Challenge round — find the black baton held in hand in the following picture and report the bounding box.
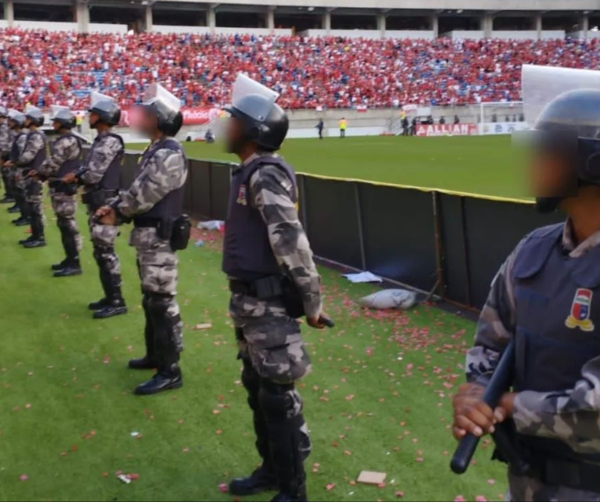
[451,340,524,474]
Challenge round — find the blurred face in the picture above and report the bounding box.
[52,120,62,132]
[89,112,100,128]
[132,107,157,138]
[224,115,247,155]
[529,150,577,199]
[24,118,33,128]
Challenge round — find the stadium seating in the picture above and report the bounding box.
[0,28,598,110]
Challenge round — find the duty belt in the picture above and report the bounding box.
[229,276,285,299]
[133,217,161,228]
[527,456,600,492]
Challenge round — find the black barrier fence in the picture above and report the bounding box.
[117,150,563,310]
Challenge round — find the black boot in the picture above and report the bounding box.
[0,195,14,204]
[12,216,30,226]
[134,294,182,395]
[229,466,278,497]
[51,259,69,271]
[88,298,108,310]
[22,215,45,249]
[8,204,20,214]
[134,367,183,395]
[129,295,157,370]
[270,486,307,502]
[54,233,82,277]
[93,291,127,319]
[19,235,35,245]
[54,259,82,277]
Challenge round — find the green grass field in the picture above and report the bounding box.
[130,135,526,200]
[0,198,507,501]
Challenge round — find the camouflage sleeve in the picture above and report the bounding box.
[16,133,45,166]
[0,124,10,154]
[38,136,79,178]
[513,360,600,450]
[80,136,122,186]
[466,247,519,386]
[117,148,187,218]
[249,165,323,318]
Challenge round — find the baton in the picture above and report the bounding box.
[451,340,519,474]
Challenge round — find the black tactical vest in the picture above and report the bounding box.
[222,155,298,281]
[24,130,47,171]
[9,132,26,162]
[85,132,124,190]
[55,133,83,178]
[512,223,600,463]
[133,138,186,221]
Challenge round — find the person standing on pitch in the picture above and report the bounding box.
[453,65,600,501]
[62,92,127,319]
[38,106,83,277]
[223,74,329,502]
[96,84,188,396]
[3,110,25,217]
[338,117,347,138]
[315,119,324,140]
[17,106,47,248]
[0,106,14,204]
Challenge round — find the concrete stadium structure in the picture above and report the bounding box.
[1,0,600,40]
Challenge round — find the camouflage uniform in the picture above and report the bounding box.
[467,220,600,501]
[116,138,187,361]
[0,120,12,196]
[39,134,83,257]
[228,153,322,491]
[80,132,124,298]
[15,130,46,235]
[10,132,27,211]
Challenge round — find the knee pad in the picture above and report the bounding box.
[259,382,302,421]
[57,217,70,230]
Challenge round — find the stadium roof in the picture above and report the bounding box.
[92,0,600,12]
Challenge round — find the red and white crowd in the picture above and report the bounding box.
[0,28,597,110]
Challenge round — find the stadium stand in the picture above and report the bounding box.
[1,29,599,110]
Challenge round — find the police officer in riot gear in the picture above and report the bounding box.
[96,84,188,396]
[17,106,47,248]
[63,93,127,319]
[223,75,329,502]
[0,106,14,204]
[454,66,600,501]
[4,110,26,217]
[39,106,83,277]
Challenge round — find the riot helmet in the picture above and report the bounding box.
[88,91,121,128]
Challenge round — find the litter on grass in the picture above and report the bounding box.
[198,221,224,231]
[194,323,213,330]
[357,471,387,485]
[342,272,382,283]
[117,474,131,485]
[359,289,417,310]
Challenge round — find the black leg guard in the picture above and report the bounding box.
[128,293,157,370]
[259,381,311,502]
[22,210,46,248]
[53,219,82,277]
[134,293,182,395]
[229,358,278,497]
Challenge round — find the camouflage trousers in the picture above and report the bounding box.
[230,293,312,384]
[231,293,312,481]
[50,190,82,254]
[25,178,45,236]
[131,227,183,352]
[87,206,122,291]
[508,473,600,501]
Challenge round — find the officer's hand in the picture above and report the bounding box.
[307,312,331,330]
[4,160,13,168]
[452,383,499,440]
[96,206,117,226]
[28,170,37,178]
[497,392,516,420]
[62,172,77,184]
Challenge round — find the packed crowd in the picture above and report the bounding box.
[0,28,598,110]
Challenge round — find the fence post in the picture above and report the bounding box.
[354,182,367,271]
[459,196,473,307]
[431,191,446,299]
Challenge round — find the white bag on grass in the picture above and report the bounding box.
[359,289,417,310]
